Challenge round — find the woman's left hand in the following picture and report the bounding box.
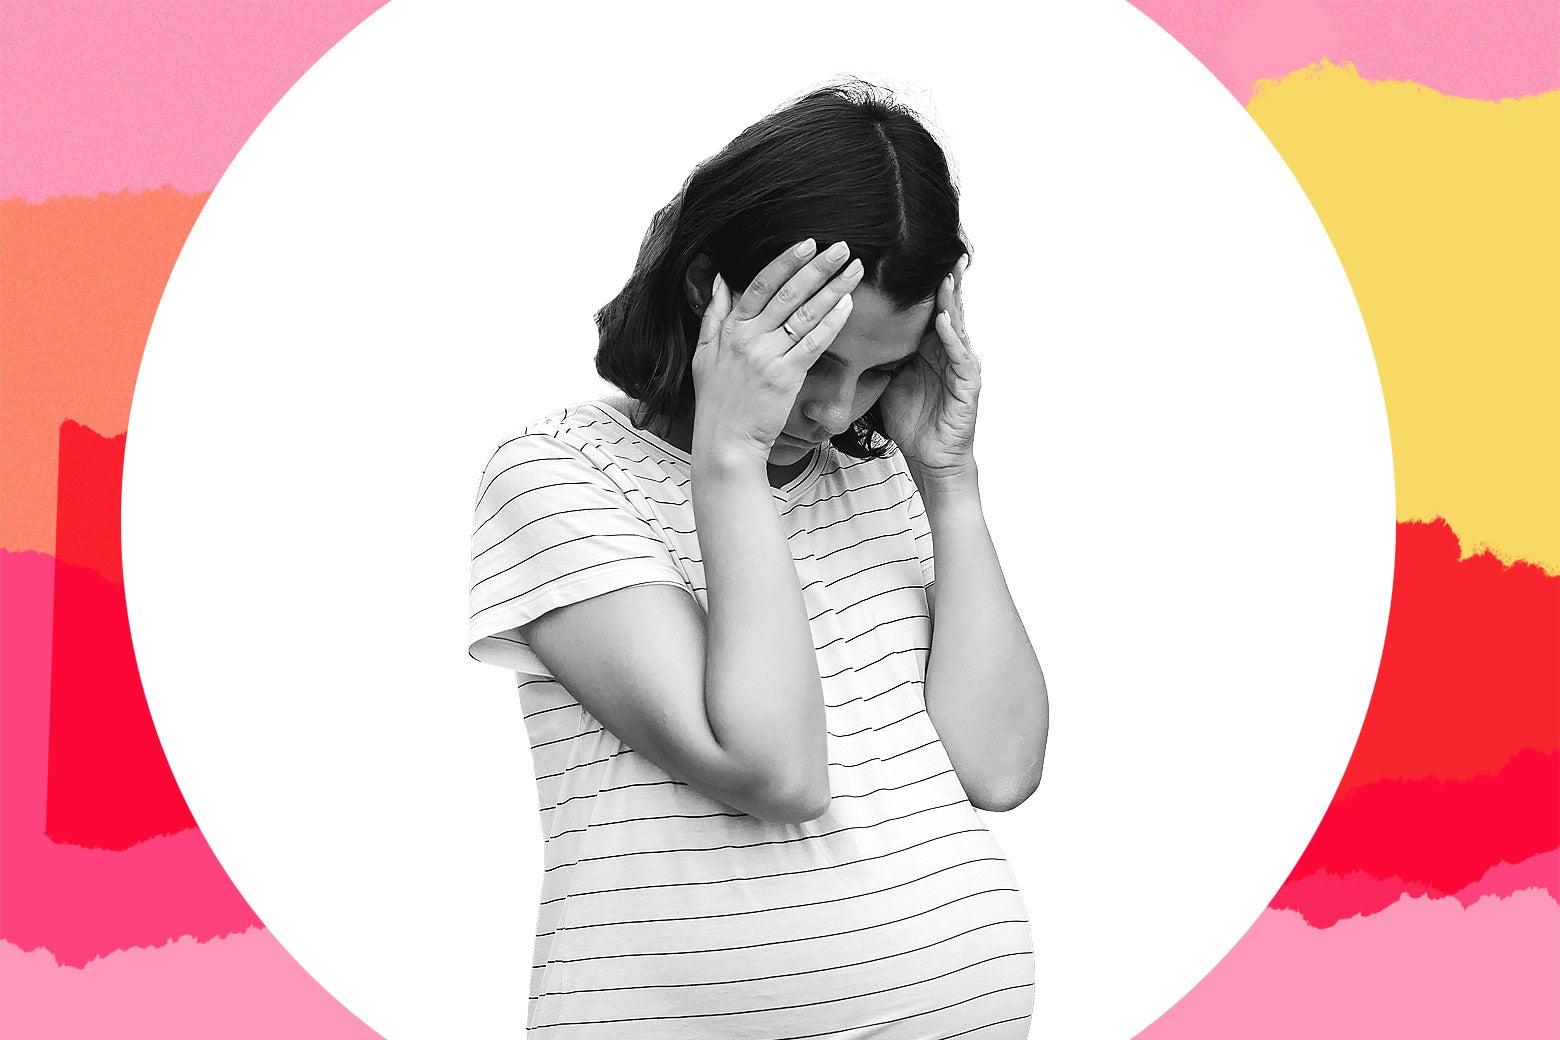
[878,254,981,489]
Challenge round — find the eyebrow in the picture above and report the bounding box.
[821,346,919,370]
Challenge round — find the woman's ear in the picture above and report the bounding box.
[683,252,715,316]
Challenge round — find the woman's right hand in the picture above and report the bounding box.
[690,238,864,462]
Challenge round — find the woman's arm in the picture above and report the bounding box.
[524,244,858,824]
[524,582,825,823]
[877,255,1048,812]
[522,463,830,825]
[692,447,831,815]
[523,449,832,825]
[522,447,832,825]
[914,464,1049,812]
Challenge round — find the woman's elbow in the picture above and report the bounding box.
[970,785,1032,813]
[790,783,833,822]
[750,774,832,824]
[969,763,1044,813]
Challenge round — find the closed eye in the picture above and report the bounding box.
[811,353,915,378]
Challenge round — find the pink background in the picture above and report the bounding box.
[2,2,1555,1036]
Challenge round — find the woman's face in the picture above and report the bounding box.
[768,282,937,463]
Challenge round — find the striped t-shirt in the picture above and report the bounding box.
[467,399,1034,1038]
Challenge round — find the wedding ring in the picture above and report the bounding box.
[781,319,801,341]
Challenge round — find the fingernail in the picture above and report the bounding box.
[845,258,863,279]
[795,239,816,258]
[826,241,849,261]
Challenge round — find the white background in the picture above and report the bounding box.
[123,1,1395,1037]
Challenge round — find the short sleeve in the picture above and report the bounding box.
[467,431,690,676]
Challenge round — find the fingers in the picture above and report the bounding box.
[757,242,860,337]
[709,271,731,325]
[935,310,960,353]
[695,273,730,354]
[936,258,979,374]
[789,292,854,365]
[934,311,979,389]
[729,238,818,322]
[951,253,970,342]
[936,271,958,348]
[729,239,861,340]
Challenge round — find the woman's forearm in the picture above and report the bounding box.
[915,463,1049,811]
[692,446,830,816]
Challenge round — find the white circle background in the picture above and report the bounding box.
[123,1,1394,1037]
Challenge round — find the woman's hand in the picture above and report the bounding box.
[879,253,981,489]
[691,239,864,463]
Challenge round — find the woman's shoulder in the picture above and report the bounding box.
[482,397,684,494]
[477,401,608,476]
[490,398,635,450]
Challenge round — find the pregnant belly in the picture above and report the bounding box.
[529,800,1035,1038]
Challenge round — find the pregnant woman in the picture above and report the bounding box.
[468,79,1049,1038]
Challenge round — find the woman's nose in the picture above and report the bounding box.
[803,378,857,435]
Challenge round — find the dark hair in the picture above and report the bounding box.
[593,77,970,460]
